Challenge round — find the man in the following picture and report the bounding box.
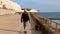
[21,9,30,33]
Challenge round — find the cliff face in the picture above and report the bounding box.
[0,0,21,12]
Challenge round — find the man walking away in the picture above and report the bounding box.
[21,9,30,33]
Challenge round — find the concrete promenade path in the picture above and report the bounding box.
[0,12,55,34]
[0,13,24,34]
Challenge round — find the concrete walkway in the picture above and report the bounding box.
[0,13,24,34]
[0,12,55,34]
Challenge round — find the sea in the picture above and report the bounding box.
[36,12,60,18]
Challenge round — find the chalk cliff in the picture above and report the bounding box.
[0,0,21,15]
[0,0,21,12]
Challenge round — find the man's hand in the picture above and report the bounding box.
[29,20,30,23]
[21,19,22,23]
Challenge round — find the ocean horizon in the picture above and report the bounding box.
[36,12,60,18]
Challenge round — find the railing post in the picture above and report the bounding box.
[42,18,48,26]
[49,20,52,30]
[42,18,44,23]
[55,23,58,32]
[45,19,48,26]
[43,18,45,23]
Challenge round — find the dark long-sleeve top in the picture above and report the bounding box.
[21,12,29,22]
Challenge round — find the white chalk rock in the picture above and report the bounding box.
[30,9,38,13]
[0,0,21,12]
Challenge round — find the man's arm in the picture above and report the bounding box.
[29,18,30,23]
[21,16,23,23]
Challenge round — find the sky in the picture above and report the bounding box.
[12,0,60,12]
